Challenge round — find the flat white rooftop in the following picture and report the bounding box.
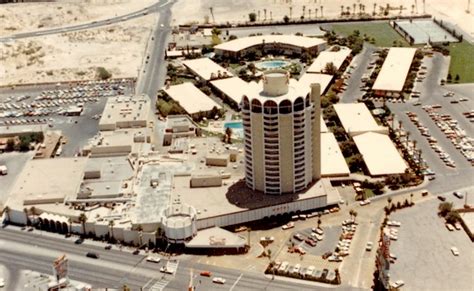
[164,82,222,114]
[210,77,249,104]
[298,73,333,94]
[182,58,233,81]
[214,35,326,52]
[99,95,150,130]
[306,47,351,73]
[353,132,407,176]
[7,157,88,207]
[333,103,388,137]
[321,132,350,177]
[372,47,417,92]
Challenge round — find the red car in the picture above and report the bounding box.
[305,238,317,247]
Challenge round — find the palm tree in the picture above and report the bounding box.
[411,4,415,14]
[78,213,87,236]
[109,220,115,242]
[410,193,414,204]
[2,206,11,223]
[399,5,403,14]
[308,9,311,18]
[414,0,418,13]
[317,216,322,228]
[340,5,344,15]
[136,224,144,247]
[346,6,351,15]
[225,127,233,144]
[422,0,426,13]
[352,210,358,222]
[264,9,267,20]
[373,3,377,15]
[68,217,73,234]
[349,209,355,220]
[289,6,293,19]
[29,206,36,216]
[23,208,30,226]
[398,120,403,136]
[387,197,392,209]
[320,5,323,17]
[405,131,411,148]
[302,5,306,18]
[352,4,356,15]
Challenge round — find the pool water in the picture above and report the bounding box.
[224,121,244,139]
[224,121,243,129]
[255,60,291,70]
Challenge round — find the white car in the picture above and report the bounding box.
[146,256,161,263]
[260,236,275,243]
[212,277,226,284]
[359,199,371,206]
[392,280,405,288]
[282,222,294,230]
[451,247,459,256]
[0,278,4,287]
[159,266,174,274]
[366,242,373,251]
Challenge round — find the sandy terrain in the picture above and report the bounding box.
[172,0,473,37]
[0,14,157,86]
[0,0,158,37]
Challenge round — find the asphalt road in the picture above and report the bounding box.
[0,0,173,42]
[0,227,350,291]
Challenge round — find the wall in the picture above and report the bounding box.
[196,195,327,230]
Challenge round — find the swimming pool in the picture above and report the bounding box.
[224,121,243,129]
[255,60,291,70]
[224,121,243,139]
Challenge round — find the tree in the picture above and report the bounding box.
[387,197,392,209]
[438,202,453,217]
[248,12,257,22]
[445,211,461,224]
[211,27,221,36]
[349,209,355,220]
[228,35,238,41]
[348,154,364,172]
[3,206,11,223]
[23,208,30,226]
[68,217,73,234]
[6,138,15,151]
[109,220,115,242]
[96,67,112,80]
[323,62,338,75]
[352,210,358,222]
[283,15,290,23]
[455,74,460,82]
[447,73,452,82]
[78,213,87,236]
[136,224,144,246]
[224,127,233,144]
[317,218,322,228]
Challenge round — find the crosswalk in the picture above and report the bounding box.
[166,259,179,273]
[149,278,170,291]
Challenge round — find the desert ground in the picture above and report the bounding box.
[0,13,157,86]
[172,0,473,37]
[0,0,158,37]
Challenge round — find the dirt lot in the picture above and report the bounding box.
[0,0,157,37]
[0,14,157,86]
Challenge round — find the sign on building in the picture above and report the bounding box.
[53,254,68,281]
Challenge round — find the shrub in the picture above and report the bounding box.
[96,67,112,80]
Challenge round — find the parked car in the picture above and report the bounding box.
[260,236,275,243]
[392,280,405,288]
[450,247,459,256]
[293,233,304,241]
[453,191,464,199]
[104,245,112,250]
[282,222,294,230]
[437,195,446,201]
[322,252,332,260]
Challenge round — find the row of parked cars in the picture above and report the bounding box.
[269,261,337,283]
[422,105,473,165]
[0,79,130,125]
[406,110,454,169]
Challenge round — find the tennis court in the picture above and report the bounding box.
[393,19,458,44]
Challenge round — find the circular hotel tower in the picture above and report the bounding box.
[241,70,321,195]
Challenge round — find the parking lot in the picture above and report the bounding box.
[389,198,474,291]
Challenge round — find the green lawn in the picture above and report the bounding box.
[447,41,474,83]
[331,22,409,47]
[364,189,375,199]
